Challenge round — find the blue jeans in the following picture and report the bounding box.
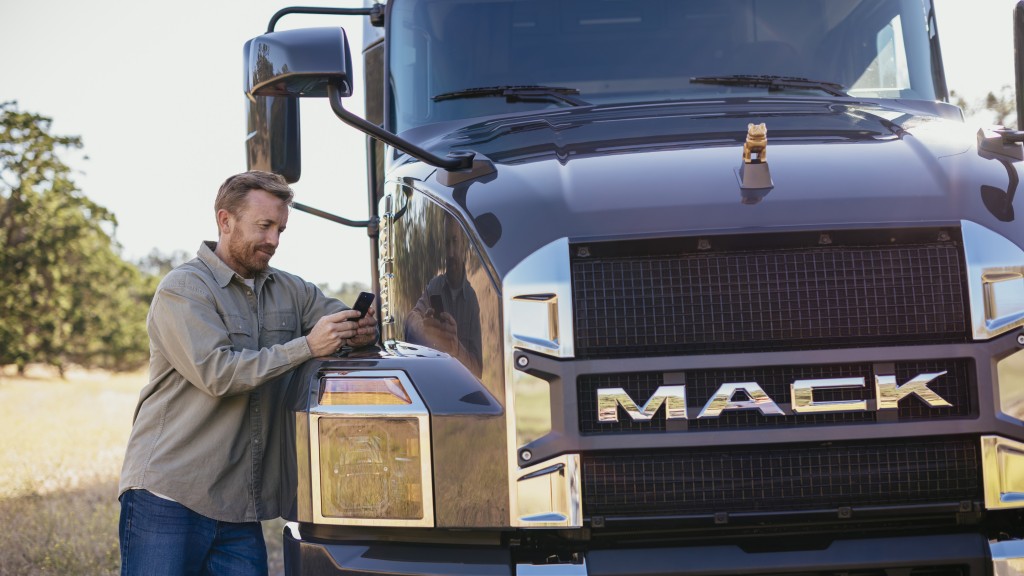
[119,489,268,576]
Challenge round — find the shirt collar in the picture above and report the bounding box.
[198,241,277,289]
[440,273,467,302]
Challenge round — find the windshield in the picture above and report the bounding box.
[388,0,941,133]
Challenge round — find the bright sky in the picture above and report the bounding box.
[1,0,1018,288]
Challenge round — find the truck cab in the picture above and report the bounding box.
[244,1,1024,574]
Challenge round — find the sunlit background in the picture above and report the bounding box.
[1,0,1018,288]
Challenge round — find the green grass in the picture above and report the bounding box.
[0,367,286,575]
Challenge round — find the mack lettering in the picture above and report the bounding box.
[598,372,951,422]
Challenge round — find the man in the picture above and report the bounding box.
[118,170,376,575]
[404,212,482,378]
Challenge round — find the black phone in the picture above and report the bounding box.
[352,291,374,319]
[429,294,445,316]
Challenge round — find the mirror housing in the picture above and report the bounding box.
[245,27,353,98]
[243,28,354,183]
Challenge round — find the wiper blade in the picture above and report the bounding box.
[690,75,848,97]
[433,85,590,107]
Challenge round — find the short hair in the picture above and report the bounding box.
[215,170,294,217]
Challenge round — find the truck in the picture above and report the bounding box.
[242,1,1024,574]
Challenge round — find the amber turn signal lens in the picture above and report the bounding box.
[319,377,411,406]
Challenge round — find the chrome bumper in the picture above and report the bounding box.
[992,539,1024,576]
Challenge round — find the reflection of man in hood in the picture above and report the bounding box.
[405,214,482,378]
[444,211,468,288]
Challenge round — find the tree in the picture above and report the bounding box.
[318,281,371,307]
[953,85,1018,129]
[136,247,191,278]
[0,101,151,375]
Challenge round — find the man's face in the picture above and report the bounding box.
[218,189,289,278]
[443,218,467,287]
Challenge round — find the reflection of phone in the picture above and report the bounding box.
[352,292,374,319]
[429,294,445,316]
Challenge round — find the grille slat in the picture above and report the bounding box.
[572,237,969,359]
[582,438,980,517]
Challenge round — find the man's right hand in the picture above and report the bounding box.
[305,310,364,356]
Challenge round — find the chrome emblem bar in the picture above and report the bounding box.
[597,373,952,422]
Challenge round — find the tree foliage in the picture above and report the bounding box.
[319,281,371,307]
[0,101,151,375]
[953,85,1018,129]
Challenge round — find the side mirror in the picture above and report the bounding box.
[243,28,354,183]
[246,95,300,183]
[243,25,478,173]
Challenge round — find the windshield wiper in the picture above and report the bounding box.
[432,85,590,107]
[690,75,848,97]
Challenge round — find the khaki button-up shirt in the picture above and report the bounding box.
[119,241,345,522]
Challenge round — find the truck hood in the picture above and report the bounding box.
[403,98,1022,277]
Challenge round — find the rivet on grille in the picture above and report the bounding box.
[697,239,711,251]
[819,233,833,245]
[577,246,591,258]
[938,231,951,242]
[1017,333,1024,346]
[517,355,529,368]
[521,449,533,462]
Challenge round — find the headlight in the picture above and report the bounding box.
[310,371,434,527]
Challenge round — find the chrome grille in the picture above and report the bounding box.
[571,230,969,359]
[582,437,980,517]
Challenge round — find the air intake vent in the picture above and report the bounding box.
[582,436,980,518]
[571,229,969,359]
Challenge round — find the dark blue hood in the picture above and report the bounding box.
[397,98,1022,278]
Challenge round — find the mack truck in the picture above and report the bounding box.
[242,1,1024,574]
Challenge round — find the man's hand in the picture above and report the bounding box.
[347,305,378,348]
[417,310,460,355]
[305,308,376,356]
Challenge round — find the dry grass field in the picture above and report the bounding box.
[0,367,285,575]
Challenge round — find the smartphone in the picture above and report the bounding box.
[429,294,445,316]
[352,291,374,319]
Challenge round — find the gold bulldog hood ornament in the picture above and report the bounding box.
[737,122,774,201]
[743,122,767,164]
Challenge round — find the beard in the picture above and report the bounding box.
[227,235,276,278]
[444,256,466,287]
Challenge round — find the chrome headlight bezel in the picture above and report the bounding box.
[309,370,434,527]
[962,220,1024,340]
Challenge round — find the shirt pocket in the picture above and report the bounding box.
[263,311,298,346]
[221,313,254,351]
